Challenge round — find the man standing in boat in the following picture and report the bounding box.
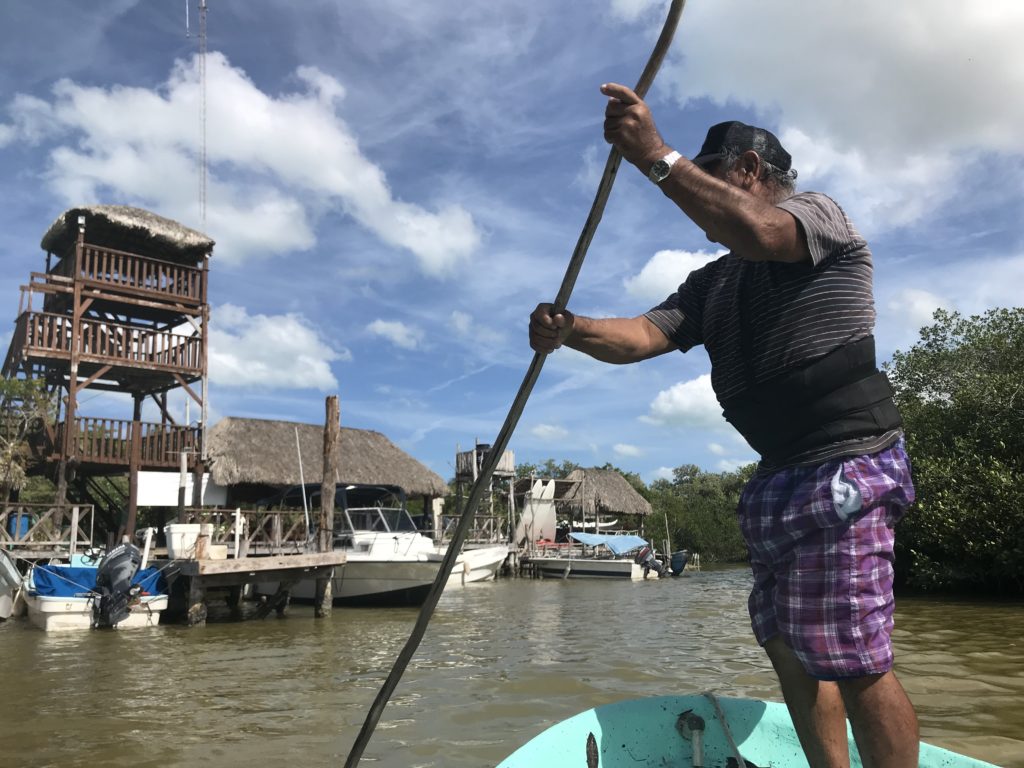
[529,83,918,768]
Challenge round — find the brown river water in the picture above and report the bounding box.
[1,566,1021,767]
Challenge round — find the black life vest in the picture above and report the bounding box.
[719,336,902,464]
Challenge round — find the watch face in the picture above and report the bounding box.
[651,160,670,181]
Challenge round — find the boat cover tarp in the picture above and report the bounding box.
[31,565,166,598]
[568,532,649,555]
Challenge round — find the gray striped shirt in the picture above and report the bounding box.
[645,191,899,468]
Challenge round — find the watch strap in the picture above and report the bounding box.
[648,150,682,184]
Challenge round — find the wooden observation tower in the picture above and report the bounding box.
[2,205,214,537]
[453,441,516,544]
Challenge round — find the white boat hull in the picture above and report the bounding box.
[258,544,509,605]
[255,493,508,605]
[526,556,657,580]
[24,593,168,632]
[258,554,443,607]
[443,544,508,588]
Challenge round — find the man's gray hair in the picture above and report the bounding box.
[721,147,797,202]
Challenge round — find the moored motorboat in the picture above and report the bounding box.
[441,542,509,588]
[255,484,502,606]
[523,532,685,580]
[23,545,168,632]
[497,693,997,767]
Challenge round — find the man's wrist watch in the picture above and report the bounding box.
[648,150,682,184]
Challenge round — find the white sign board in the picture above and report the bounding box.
[136,471,228,507]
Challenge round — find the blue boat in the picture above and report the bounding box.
[497,693,997,767]
[24,545,168,631]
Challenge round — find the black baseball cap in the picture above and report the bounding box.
[692,120,792,173]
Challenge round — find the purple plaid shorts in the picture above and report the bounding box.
[739,438,915,680]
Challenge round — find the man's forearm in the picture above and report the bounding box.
[564,315,675,363]
[654,157,801,262]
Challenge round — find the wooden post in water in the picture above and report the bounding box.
[315,395,339,618]
[186,576,208,626]
[177,448,188,523]
[125,393,143,538]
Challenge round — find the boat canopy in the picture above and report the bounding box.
[568,532,649,555]
[29,564,165,598]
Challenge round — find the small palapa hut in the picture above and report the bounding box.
[513,467,652,544]
[205,417,448,509]
[41,205,215,264]
[561,468,652,519]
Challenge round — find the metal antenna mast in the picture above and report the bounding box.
[198,0,208,228]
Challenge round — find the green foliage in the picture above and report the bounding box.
[512,456,750,560]
[886,307,1024,593]
[19,475,56,504]
[648,464,753,561]
[515,458,580,479]
[0,378,56,498]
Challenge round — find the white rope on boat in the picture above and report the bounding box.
[9,550,178,596]
[15,557,98,596]
[704,691,748,768]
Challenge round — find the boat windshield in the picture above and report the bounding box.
[341,507,418,533]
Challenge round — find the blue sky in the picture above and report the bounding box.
[1,0,1022,484]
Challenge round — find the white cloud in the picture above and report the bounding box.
[531,424,568,440]
[209,303,347,390]
[1,53,480,274]
[450,310,472,335]
[610,0,663,23]
[661,1,1024,234]
[886,288,948,335]
[613,443,642,457]
[876,255,1024,356]
[367,319,424,350]
[779,129,963,234]
[650,466,675,482]
[642,373,725,429]
[707,442,726,456]
[573,143,606,192]
[0,94,59,147]
[716,458,750,473]
[624,248,723,302]
[449,309,504,347]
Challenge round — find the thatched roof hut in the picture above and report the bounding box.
[562,468,652,517]
[40,205,215,264]
[514,467,652,518]
[206,417,448,497]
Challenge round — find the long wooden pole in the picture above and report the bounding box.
[316,395,339,618]
[343,3,686,764]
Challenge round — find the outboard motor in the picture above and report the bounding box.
[93,543,143,628]
[669,549,692,576]
[633,545,665,577]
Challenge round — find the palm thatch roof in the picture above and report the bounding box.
[40,205,214,265]
[562,468,652,517]
[514,467,652,517]
[205,417,448,496]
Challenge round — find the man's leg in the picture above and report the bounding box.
[765,636,850,768]
[838,671,918,768]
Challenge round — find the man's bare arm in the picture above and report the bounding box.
[600,82,810,264]
[656,156,808,263]
[529,304,677,363]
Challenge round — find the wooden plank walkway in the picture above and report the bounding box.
[158,552,346,626]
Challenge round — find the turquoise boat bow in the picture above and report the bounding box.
[497,693,997,768]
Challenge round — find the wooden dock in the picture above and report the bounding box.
[159,552,346,626]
